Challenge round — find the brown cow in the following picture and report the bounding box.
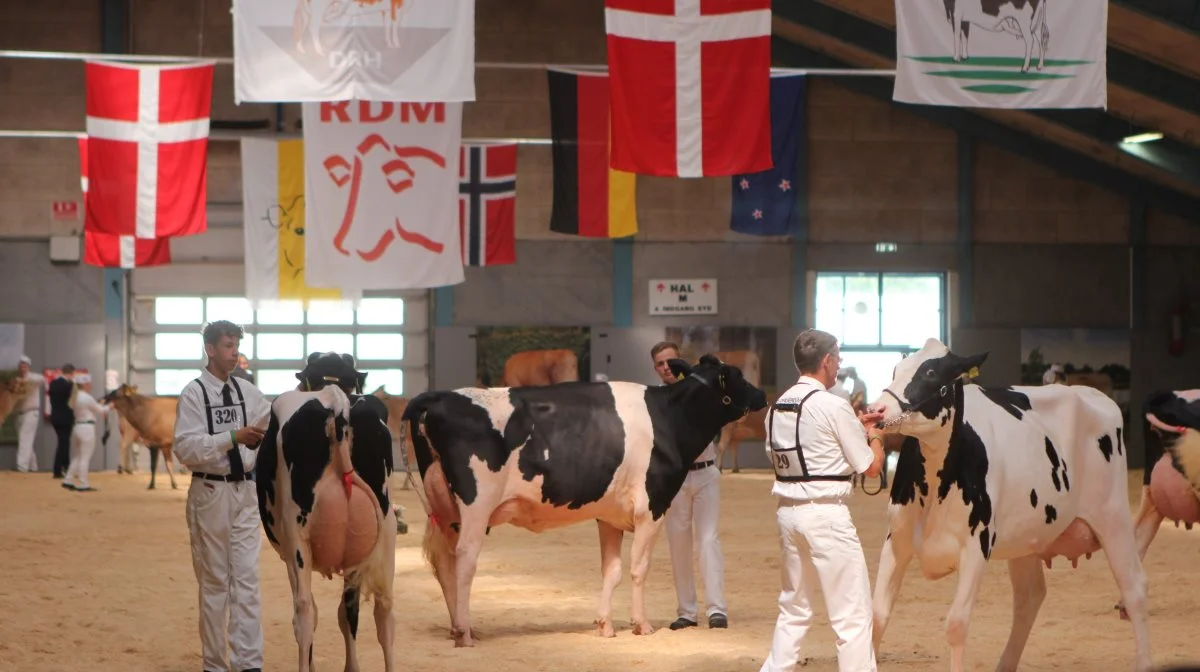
[370,385,414,489]
[115,415,143,474]
[711,350,761,473]
[103,384,180,490]
[0,377,32,426]
[500,349,579,387]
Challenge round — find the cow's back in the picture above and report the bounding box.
[502,349,579,387]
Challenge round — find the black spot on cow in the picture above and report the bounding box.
[349,394,393,513]
[256,410,282,546]
[1044,504,1058,524]
[980,526,992,559]
[1045,438,1063,492]
[1143,416,1164,486]
[1117,427,1124,456]
[404,391,512,507]
[1099,434,1114,462]
[890,436,929,507]
[936,383,993,538]
[342,586,360,639]
[980,0,1037,17]
[981,387,1032,421]
[507,383,627,510]
[1030,488,1038,508]
[281,398,336,515]
[295,549,304,569]
[1060,459,1070,491]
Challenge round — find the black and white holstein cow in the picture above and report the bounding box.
[402,354,766,647]
[944,0,1050,72]
[257,352,398,672]
[867,338,1151,672]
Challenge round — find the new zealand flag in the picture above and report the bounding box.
[729,74,806,236]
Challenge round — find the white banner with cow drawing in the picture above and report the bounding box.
[301,100,465,291]
[893,0,1108,109]
[232,0,475,103]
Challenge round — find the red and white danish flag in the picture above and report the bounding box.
[84,59,214,239]
[78,136,171,268]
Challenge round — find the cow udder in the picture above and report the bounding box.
[309,469,381,573]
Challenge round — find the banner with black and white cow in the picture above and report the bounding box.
[893,0,1108,109]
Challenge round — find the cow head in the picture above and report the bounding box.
[103,383,139,404]
[868,338,987,436]
[668,353,768,422]
[297,351,368,396]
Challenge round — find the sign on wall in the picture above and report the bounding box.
[648,279,718,316]
[51,201,79,221]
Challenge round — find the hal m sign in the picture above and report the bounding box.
[648,278,718,316]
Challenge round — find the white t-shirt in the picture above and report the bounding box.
[17,372,45,413]
[765,376,874,500]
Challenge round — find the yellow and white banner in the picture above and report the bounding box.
[240,138,356,305]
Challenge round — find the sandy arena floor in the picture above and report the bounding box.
[0,467,1197,671]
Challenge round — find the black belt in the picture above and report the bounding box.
[76,420,95,425]
[690,460,715,471]
[192,471,254,482]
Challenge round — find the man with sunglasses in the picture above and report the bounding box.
[759,329,886,672]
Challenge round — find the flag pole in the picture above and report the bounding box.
[0,129,556,143]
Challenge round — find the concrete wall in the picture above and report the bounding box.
[1,0,1199,472]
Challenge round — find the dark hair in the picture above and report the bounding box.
[203,320,245,346]
[793,329,839,374]
[62,363,76,375]
[650,341,680,359]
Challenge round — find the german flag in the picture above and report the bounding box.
[547,68,638,238]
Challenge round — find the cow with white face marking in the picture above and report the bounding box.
[866,338,1151,672]
[402,354,767,648]
[943,0,1050,72]
[256,352,398,672]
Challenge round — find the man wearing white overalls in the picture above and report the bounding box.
[651,341,728,630]
[14,355,45,472]
[760,329,885,672]
[174,320,270,672]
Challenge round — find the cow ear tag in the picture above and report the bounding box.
[967,367,980,379]
[675,372,686,381]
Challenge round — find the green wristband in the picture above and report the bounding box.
[230,429,237,446]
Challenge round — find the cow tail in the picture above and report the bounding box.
[352,501,393,603]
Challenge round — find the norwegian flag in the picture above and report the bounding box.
[458,143,516,267]
[79,136,171,268]
[84,59,214,239]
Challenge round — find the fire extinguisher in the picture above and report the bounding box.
[1169,303,1185,357]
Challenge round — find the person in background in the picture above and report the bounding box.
[14,355,45,472]
[651,340,729,631]
[1043,363,1066,385]
[47,363,77,479]
[759,329,885,672]
[63,373,108,492]
[231,353,254,385]
[173,320,270,672]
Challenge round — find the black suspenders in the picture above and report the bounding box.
[194,377,248,436]
[768,388,854,483]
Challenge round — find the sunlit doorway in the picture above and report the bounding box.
[813,271,947,405]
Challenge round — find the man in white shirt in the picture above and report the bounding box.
[14,355,45,472]
[173,320,271,672]
[652,341,728,631]
[63,373,107,492]
[759,329,885,672]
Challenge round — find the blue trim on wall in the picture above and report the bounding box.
[434,287,454,327]
[613,237,634,327]
[791,79,810,329]
[956,132,974,328]
[103,269,125,320]
[1130,196,1147,329]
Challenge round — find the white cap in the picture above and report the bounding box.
[19,355,31,366]
[74,373,92,384]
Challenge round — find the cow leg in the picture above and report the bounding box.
[1118,487,1164,619]
[338,584,361,672]
[952,11,966,61]
[944,546,989,672]
[374,586,397,672]
[995,555,1046,672]
[162,447,179,489]
[595,520,625,637]
[451,511,490,647]
[293,0,311,53]
[628,520,661,636]
[147,445,159,490]
[1092,515,1153,671]
[289,546,318,672]
[871,527,914,655]
[731,442,740,473]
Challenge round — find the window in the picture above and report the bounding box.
[256,333,305,360]
[206,297,254,325]
[356,298,405,325]
[307,300,355,325]
[257,300,305,325]
[362,369,404,395]
[257,369,300,396]
[155,368,199,395]
[356,333,404,361]
[155,297,204,325]
[306,333,355,356]
[815,272,944,349]
[155,333,203,361]
[239,333,255,359]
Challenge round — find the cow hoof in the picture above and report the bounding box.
[632,621,654,636]
[1116,603,1130,621]
[732,468,740,474]
[594,620,616,638]
[147,483,156,490]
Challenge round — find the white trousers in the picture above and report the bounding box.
[760,500,876,672]
[185,477,264,672]
[65,424,96,488]
[15,410,39,471]
[666,464,726,620]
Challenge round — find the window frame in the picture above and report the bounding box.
[814,271,947,351]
